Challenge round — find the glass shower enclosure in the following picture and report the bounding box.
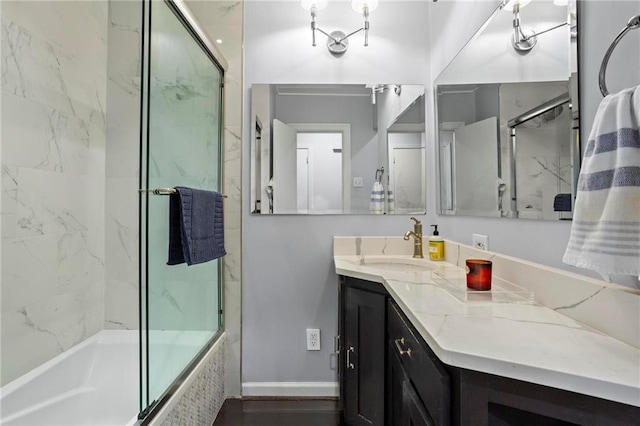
[138,0,224,419]
[507,92,573,220]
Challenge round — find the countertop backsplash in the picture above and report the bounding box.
[443,240,640,350]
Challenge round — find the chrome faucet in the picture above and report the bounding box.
[403,217,423,258]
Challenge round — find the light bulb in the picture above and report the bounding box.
[502,0,533,11]
[351,0,379,14]
[553,0,568,6]
[301,0,328,11]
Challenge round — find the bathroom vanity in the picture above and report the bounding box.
[334,237,640,426]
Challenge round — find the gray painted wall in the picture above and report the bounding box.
[242,0,640,388]
[243,1,429,385]
[475,85,500,123]
[438,92,477,125]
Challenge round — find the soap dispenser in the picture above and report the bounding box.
[429,225,445,261]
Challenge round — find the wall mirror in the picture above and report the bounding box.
[251,84,426,215]
[435,0,580,220]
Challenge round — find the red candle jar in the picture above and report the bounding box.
[466,259,492,291]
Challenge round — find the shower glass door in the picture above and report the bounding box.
[139,0,224,416]
[512,105,572,220]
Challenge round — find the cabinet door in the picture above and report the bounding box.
[403,380,436,426]
[389,337,435,426]
[387,341,409,426]
[388,301,450,426]
[344,285,386,426]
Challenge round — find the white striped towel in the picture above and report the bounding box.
[563,85,640,281]
[387,177,395,214]
[370,181,385,214]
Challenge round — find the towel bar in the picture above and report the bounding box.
[139,188,228,198]
[599,14,640,96]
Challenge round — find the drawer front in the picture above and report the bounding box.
[388,301,450,426]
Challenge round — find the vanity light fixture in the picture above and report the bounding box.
[301,0,379,56]
[502,0,569,53]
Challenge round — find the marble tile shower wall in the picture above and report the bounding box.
[186,0,244,397]
[105,0,142,330]
[1,1,108,385]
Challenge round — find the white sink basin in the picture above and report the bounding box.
[360,256,437,272]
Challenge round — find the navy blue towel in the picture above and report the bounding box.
[168,187,226,266]
[553,193,572,212]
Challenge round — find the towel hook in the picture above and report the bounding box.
[598,15,640,97]
[374,167,385,183]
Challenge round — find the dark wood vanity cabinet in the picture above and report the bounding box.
[388,341,437,426]
[452,368,640,426]
[340,277,387,425]
[387,300,450,426]
[339,277,448,426]
[338,276,640,426]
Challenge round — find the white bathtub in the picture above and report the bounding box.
[0,330,139,426]
[0,329,216,426]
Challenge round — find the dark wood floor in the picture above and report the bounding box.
[213,399,345,426]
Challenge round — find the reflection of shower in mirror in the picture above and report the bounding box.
[520,104,565,127]
[434,0,579,222]
[543,105,564,121]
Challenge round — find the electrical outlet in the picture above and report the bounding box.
[353,177,364,188]
[307,328,320,351]
[472,234,489,251]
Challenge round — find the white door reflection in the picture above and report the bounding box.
[392,146,425,213]
[296,148,310,213]
[296,132,343,214]
[272,119,297,213]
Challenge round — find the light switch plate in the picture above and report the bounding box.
[472,234,489,250]
[353,177,364,188]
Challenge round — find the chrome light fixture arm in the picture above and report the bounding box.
[511,3,537,52]
[309,6,344,47]
[315,25,345,46]
[311,6,317,46]
[521,22,568,42]
[308,5,371,55]
[508,1,568,53]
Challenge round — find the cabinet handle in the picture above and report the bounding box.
[346,346,355,369]
[334,335,340,354]
[394,338,412,358]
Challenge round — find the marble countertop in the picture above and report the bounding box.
[334,253,640,407]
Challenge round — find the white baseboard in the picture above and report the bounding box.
[242,382,339,397]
